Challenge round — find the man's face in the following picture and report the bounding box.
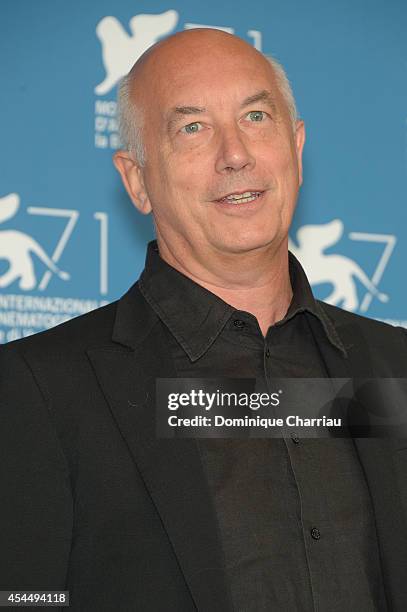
[120,34,305,258]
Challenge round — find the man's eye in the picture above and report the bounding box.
[181,122,202,134]
[246,110,266,122]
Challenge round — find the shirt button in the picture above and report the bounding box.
[233,319,245,329]
[310,527,321,540]
[291,433,300,444]
[265,348,270,358]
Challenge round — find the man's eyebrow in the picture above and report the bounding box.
[172,105,206,115]
[166,106,207,130]
[241,90,277,112]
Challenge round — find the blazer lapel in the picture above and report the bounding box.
[88,284,233,612]
[310,307,407,609]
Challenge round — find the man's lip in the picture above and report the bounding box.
[214,189,265,201]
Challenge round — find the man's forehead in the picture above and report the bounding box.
[147,60,277,114]
[164,89,279,124]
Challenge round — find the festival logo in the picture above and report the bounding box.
[0,193,109,343]
[0,193,72,291]
[289,219,396,313]
[95,10,179,96]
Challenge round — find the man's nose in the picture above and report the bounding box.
[215,125,255,173]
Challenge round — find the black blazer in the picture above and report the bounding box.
[1,281,407,611]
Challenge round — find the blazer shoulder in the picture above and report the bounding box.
[0,299,124,420]
[1,299,119,362]
[318,300,407,351]
[0,280,155,371]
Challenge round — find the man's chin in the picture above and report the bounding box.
[211,232,285,257]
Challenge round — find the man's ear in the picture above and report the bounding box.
[113,150,152,215]
[294,120,305,187]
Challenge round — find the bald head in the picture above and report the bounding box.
[117,29,298,164]
[131,28,268,78]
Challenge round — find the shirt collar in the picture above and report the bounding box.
[138,239,347,361]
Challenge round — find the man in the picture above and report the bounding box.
[1,29,407,611]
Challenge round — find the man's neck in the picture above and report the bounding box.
[155,238,293,338]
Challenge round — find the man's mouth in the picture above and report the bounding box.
[216,190,263,204]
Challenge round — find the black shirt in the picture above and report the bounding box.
[139,239,387,611]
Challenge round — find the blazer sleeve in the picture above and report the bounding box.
[0,342,73,592]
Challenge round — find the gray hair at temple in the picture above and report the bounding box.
[116,54,299,168]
